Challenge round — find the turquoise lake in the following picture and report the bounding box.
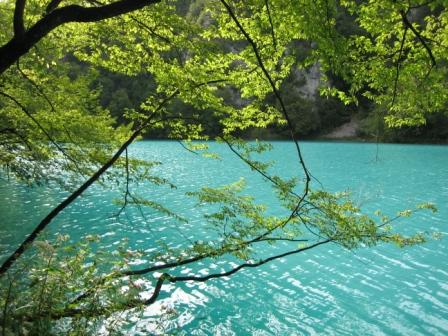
[1,141,447,335]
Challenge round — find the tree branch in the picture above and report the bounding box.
[45,0,63,14]
[219,0,311,212]
[223,138,300,198]
[138,240,331,307]
[391,26,408,108]
[400,10,436,67]
[115,148,131,217]
[0,91,82,171]
[45,239,332,320]
[0,91,174,275]
[170,239,331,282]
[0,79,226,276]
[13,0,26,37]
[0,0,162,75]
[264,0,276,50]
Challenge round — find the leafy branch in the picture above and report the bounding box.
[0,0,163,74]
[0,78,228,275]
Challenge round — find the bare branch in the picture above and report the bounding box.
[115,148,131,217]
[177,140,200,155]
[171,239,331,282]
[144,273,169,305]
[254,237,309,243]
[138,239,331,307]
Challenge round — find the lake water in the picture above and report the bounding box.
[1,141,447,335]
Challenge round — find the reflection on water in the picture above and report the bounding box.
[1,141,447,335]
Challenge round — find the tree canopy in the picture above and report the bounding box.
[0,0,445,334]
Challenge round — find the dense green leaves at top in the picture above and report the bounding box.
[2,1,446,174]
[321,0,448,126]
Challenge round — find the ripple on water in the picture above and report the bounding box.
[1,141,448,335]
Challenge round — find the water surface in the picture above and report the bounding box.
[1,141,447,335]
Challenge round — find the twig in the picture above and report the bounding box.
[264,0,276,50]
[224,138,300,197]
[177,140,199,155]
[170,239,331,282]
[391,26,408,108]
[16,60,56,112]
[116,148,131,217]
[400,10,436,67]
[0,91,81,171]
[129,15,171,44]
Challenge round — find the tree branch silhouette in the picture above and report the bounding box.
[0,0,162,74]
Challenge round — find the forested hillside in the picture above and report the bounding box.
[67,0,448,142]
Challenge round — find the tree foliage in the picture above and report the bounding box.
[0,0,445,334]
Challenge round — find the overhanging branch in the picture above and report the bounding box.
[219,0,311,213]
[0,90,172,275]
[45,239,331,319]
[168,239,331,283]
[0,79,226,276]
[0,0,162,75]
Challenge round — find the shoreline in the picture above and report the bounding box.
[139,137,448,146]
